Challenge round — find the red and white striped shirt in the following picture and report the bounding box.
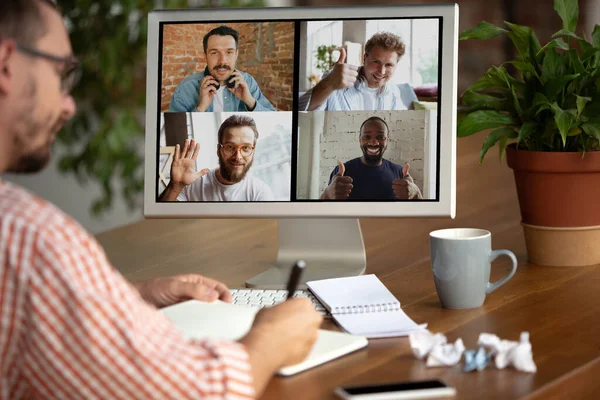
[0,180,256,399]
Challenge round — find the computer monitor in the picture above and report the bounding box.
[144,4,458,288]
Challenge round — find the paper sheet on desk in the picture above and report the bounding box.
[333,309,427,339]
[160,300,368,376]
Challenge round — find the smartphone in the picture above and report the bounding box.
[334,379,456,400]
[203,66,236,90]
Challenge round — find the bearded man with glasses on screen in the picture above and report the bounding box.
[158,114,274,201]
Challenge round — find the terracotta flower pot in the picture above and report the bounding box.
[506,144,600,266]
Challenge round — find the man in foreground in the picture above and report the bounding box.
[159,114,274,201]
[0,1,321,398]
[321,116,423,200]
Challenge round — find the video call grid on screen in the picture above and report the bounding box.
[144,6,458,217]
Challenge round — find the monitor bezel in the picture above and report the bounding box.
[144,4,458,218]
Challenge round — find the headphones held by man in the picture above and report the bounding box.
[203,66,237,90]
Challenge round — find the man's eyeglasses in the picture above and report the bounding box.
[16,44,81,94]
[219,143,255,157]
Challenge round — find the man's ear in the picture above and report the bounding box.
[0,39,17,95]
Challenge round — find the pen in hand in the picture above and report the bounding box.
[286,260,306,300]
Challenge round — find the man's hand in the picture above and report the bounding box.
[197,74,219,112]
[170,139,210,187]
[227,70,257,110]
[239,298,323,396]
[321,160,353,200]
[133,274,232,308]
[306,48,360,111]
[322,48,359,91]
[392,164,423,200]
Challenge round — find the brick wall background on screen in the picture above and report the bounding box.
[161,22,295,111]
[319,111,428,195]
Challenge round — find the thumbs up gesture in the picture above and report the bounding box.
[392,164,423,200]
[323,47,359,91]
[321,161,354,200]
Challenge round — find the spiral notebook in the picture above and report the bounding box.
[160,299,368,376]
[307,274,427,338]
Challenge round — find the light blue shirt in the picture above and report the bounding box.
[169,70,276,112]
[298,70,418,111]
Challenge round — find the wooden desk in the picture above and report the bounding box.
[97,134,600,399]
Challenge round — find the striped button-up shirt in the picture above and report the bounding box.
[0,180,255,400]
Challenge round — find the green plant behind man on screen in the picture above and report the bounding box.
[58,0,264,216]
[457,0,600,163]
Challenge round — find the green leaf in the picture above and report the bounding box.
[479,127,517,164]
[568,48,585,74]
[541,48,564,81]
[552,103,577,146]
[458,110,516,138]
[506,60,539,78]
[498,136,511,160]
[545,74,580,100]
[537,37,569,56]
[505,22,536,62]
[466,66,510,92]
[582,121,600,139]
[532,92,551,108]
[551,28,582,40]
[460,21,507,40]
[553,0,578,33]
[461,90,508,110]
[517,121,539,145]
[575,95,592,116]
[492,64,528,94]
[511,86,523,118]
[579,39,598,64]
[592,24,600,48]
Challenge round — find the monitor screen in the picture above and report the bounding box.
[144,5,457,218]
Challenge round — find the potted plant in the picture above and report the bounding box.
[457,0,600,266]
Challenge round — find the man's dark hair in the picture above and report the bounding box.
[218,115,259,145]
[359,116,390,137]
[0,0,57,47]
[203,25,239,53]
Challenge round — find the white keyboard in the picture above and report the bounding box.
[230,288,330,317]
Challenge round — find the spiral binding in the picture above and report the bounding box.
[332,301,400,314]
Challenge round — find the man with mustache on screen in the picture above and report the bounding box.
[299,32,418,111]
[320,116,423,200]
[159,115,274,201]
[169,25,276,112]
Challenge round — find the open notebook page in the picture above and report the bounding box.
[160,299,368,376]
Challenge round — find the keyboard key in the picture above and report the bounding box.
[230,288,330,317]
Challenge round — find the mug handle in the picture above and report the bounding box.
[486,249,518,294]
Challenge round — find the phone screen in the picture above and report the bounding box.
[343,380,448,395]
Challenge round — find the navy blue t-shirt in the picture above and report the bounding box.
[328,158,405,200]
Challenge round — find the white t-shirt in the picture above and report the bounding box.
[361,86,379,110]
[177,169,274,201]
[212,86,225,112]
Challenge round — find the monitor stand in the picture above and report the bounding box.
[245,218,367,289]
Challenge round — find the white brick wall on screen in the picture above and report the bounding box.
[318,110,428,195]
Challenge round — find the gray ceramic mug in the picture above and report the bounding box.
[430,228,518,309]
